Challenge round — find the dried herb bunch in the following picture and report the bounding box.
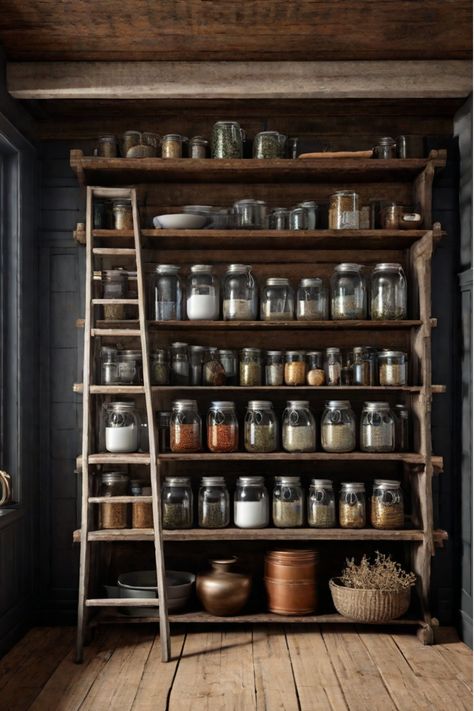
[340,552,416,592]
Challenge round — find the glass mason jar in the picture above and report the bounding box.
[325,347,342,386]
[284,351,307,386]
[218,349,238,385]
[282,400,316,453]
[121,130,141,156]
[265,350,284,386]
[162,477,193,529]
[149,264,183,321]
[352,346,371,386]
[240,347,262,386]
[329,192,360,230]
[234,476,269,528]
[253,131,287,159]
[97,134,118,157]
[321,400,356,453]
[186,265,219,320]
[289,207,309,230]
[102,269,128,320]
[170,399,202,453]
[222,264,258,320]
[233,199,267,229]
[189,345,206,385]
[261,277,294,321]
[371,479,404,529]
[203,349,226,386]
[161,133,187,159]
[117,349,143,384]
[132,484,153,529]
[394,404,410,452]
[244,400,278,453]
[374,136,397,159]
[306,350,326,386]
[378,350,408,386]
[103,401,140,453]
[382,202,403,230]
[98,472,129,530]
[360,401,395,452]
[331,263,367,320]
[112,200,133,230]
[170,342,190,385]
[157,410,171,453]
[199,476,230,528]
[298,201,319,230]
[339,483,366,528]
[189,136,208,159]
[101,346,119,385]
[272,476,304,528]
[207,401,239,453]
[308,479,336,528]
[267,207,289,230]
[211,121,246,159]
[296,277,328,320]
[150,348,170,386]
[371,263,407,320]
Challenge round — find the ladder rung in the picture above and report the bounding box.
[73,384,145,394]
[91,187,132,200]
[77,453,151,467]
[91,328,141,337]
[92,299,139,305]
[86,599,159,608]
[88,496,153,504]
[93,248,137,256]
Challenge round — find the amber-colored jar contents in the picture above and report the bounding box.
[98,472,129,530]
[371,479,404,529]
[284,351,306,386]
[207,402,239,453]
[170,399,202,453]
[132,485,153,529]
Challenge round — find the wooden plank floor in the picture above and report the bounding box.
[0,625,471,711]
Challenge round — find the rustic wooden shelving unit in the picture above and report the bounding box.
[72,149,448,659]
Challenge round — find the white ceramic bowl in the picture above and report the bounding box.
[153,214,207,230]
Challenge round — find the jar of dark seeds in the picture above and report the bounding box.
[198,476,230,528]
[244,400,278,453]
[211,121,245,159]
[339,482,366,528]
[272,476,304,528]
[360,401,395,453]
[321,400,356,453]
[162,477,193,529]
[265,350,284,386]
[253,131,287,159]
[371,263,407,320]
[371,479,404,529]
[308,479,336,528]
[240,348,262,386]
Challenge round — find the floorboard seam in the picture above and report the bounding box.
[165,629,187,711]
[357,629,404,711]
[320,626,351,711]
[129,627,158,710]
[77,628,125,711]
[250,627,260,711]
[283,626,302,711]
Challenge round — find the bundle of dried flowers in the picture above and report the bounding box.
[340,552,416,592]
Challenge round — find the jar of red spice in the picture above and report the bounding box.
[170,399,202,453]
[207,401,239,453]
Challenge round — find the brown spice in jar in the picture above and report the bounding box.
[379,363,406,386]
[100,502,128,529]
[207,424,238,453]
[162,136,183,159]
[329,192,359,230]
[284,361,306,386]
[132,502,153,528]
[307,368,326,386]
[371,497,404,529]
[170,423,201,453]
[339,502,366,528]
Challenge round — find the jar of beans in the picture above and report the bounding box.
[378,350,408,386]
[207,401,239,453]
[371,479,404,529]
[265,350,284,386]
[331,263,367,319]
[282,400,316,453]
[284,351,306,386]
[240,348,262,386]
[321,400,356,453]
[261,277,294,321]
[296,277,328,320]
[371,263,407,320]
[306,351,325,386]
[170,399,202,453]
[162,477,193,529]
[150,349,170,386]
[198,476,230,528]
[360,401,395,453]
[329,191,360,230]
[272,476,304,528]
[244,400,278,453]
[308,479,336,528]
[339,482,366,528]
[98,472,129,529]
[325,347,342,386]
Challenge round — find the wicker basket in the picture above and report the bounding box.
[329,578,411,622]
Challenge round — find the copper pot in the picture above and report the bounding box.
[265,549,318,615]
[196,557,252,616]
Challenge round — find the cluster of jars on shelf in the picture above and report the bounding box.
[97,473,153,530]
[161,476,405,531]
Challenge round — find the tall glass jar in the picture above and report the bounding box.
[284,351,307,386]
[170,342,190,385]
[371,479,404,529]
[162,477,193,529]
[186,265,219,320]
[170,399,202,453]
[325,347,342,386]
[253,131,287,158]
[150,348,170,385]
[150,264,183,321]
[394,404,410,451]
[117,349,143,385]
[331,263,367,319]
[321,400,356,453]
[351,346,370,386]
[103,402,140,453]
[101,346,119,385]
[308,479,336,528]
[298,201,319,229]
[272,476,304,528]
[203,349,226,386]
[189,345,206,385]
[112,201,133,230]
[240,348,262,386]
[360,402,395,453]
[199,477,230,528]
[265,350,284,386]
[339,483,366,528]
[282,400,316,452]
[268,208,289,230]
[189,136,208,159]
[234,476,269,528]
[222,264,258,320]
[296,278,328,320]
[157,411,171,453]
[132,484,153,529]
[370,263,407,320]
[244,400,278,453]
[102,270,128,320]
[378,350,408,386]
[98,472,129,529]
[218,349,238,385]
[211,121,245,158]
[306,351,326,386]
[329,192,360,230]
[261,277,294,321]
[207,401,239,453]
[162,134,187,159]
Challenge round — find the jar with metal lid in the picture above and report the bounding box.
[378,350,408,386]
[371,479,404,529]
[297,277,328,320]
[289,207,309,230]
[101,346,119,385]
[360,402,395,453]
[112,200,133,230]
[170,399,201,453]
[162,477,193,529]
[98,472,129,529]
[352,346,371,385]
[331,263,367,319]
[394,404,410,451]
[218,349,238,385]
[282,400,316,452]
[186,265,219,320]
[325,347,342,386]
[339,483,366,528]
[329,192,360,230]
[102,269,128,320]
[244,400,278,453]
[150,264,183,321]
[240,348,262,386]
[308,479,336,528]
[170,342,190,385]
[150,349,170,386]
[265,350,284,386]
[207,401,239,453]
[97,134,118,157]
[374,137,397,159]
[188,345,205,385]
[203,349,226,386]
[298,201,319,230]
[199,476,230,528]
[272,476,304,528]
[117,349,143,384]
[132,484,154,529]
[284,351,306,386]
[162,134,187,159]
[189,136,208,159]
[223,264,258,321]
[103,402,140,453]
[234,476,269,528]
[261,277,294,321]
[157,411,171,453]
[306,351,325,386]
[211,121,246,159]
[371,263,407,320]
[253,131,287,159]
[321,400,356,453]
[268,208,289,230]
[233,199,267,229]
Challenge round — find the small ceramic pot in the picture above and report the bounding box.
[196,557,252,616]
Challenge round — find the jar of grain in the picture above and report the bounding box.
[150,348,170,386]
[352,346,371,385]
[150,264,183,321]
[282,400,316,453]
[218,348,238,385]
[170,342,190,385]
[267,208,289,230]
[371,263,407,320]
[265,350,284,386]
[331,263,367,319]
[371,479,404,529]
[233,199,267,229]
[157,411,171,453]
[117,349,143,385]
[98,472,129,529]
[378,350,408,386]
[234,476,269,528]
[103,402,140,453]
[240,348,262,386]
[97,134,118,157]
[199,476,230,528]
[329,191,360,230]
[253,131,287,159]
[207,401,239,453]
[272,476,304,528]
[374,137,397,159]
[308,479,336,528]
[211,121,246,158]
[186,265,219,320]
[394,404,410,451]
[101,346,119,385]
[189,136,208,159]
[102,269,128,320]
[162,477,193,529]
[339,482,366,528]
[284,351,307,386]
[132,484,154,529]
[261,277,294,321]
[161,134,187,159]
[325,347,342,386]
[296,277,329,320]
[112,200,133,230]
[306,351,325,386]
[321,400,356,453]
[223,264,258,321]
[170,399,202,453]
[244,400,278,453]
[360,401,395,453]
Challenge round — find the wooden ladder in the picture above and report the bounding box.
[76,186,171,663]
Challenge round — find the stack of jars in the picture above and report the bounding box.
[97,473,153,531]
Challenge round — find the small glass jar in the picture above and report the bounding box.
[211,121,245,159]
[371,479,404,529]
[162,477,193,529]
[329,192,360,230]
[162,134,187,159]
[289,207,309,230]
[296,277,328,320]
[382,203,403,230]
[170,399,202,453]
[261,277,294,321]
[272,476,304,528]
[360,401,395,453]
[102,270,128,320]
[150,349,170,386]
[132,484,154,529]
[97,134,118,157]
[189,136,208,159]
[98,472,129,529]
[284,351,307,386]
[371,263,407,320]
[374,137,397,159]
[223,264,258,320]
[244,400,278,453]
[122,130,142,156]
[199,477,230,528]
[378,350,408,386]
[363,346,379,386]
[394,404,410,452]
[352,346,371,386]
[339,483,366,528]
[240,348,262,386]
[359,205,371,230]
[218,349,238,385]
[112,200,133,230]
[282,400,316,452]
[117,349,143,384]
[267,208,289,230]
[170,342,190,385]
[157,411,171,453]
[150,264,182,321]
[298,201,319,230]
[188,345,205,386]
[325,347,342,386]
[233,199,267,229]
[207,401,239,453]
[186,265,219,320]
[203,349,226,386]
[265,350,284,386]
[321,400,356,453]
[253,131,287,159]
[306,351,326,386]
[308,479,336,528]
[101,346,119,385]
[234,476,269,528]
[103,401,140,453]
[331,263,367,320]
[341,354,353,386]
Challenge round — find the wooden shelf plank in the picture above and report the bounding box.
[73,383,445,394]
[78,318,424,331]
[157,452,428,463]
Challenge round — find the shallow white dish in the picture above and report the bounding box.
[153,214,207,230]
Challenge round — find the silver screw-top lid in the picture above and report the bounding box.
[201,476,226,486]
[247,400,273,410]
[275,476,301,485]
[171,399,198,411]
[341,482,365,492]
[334,263,364,272]
[373,479,401,489]
[265,277,290,286]
[311,479,333,488]
[326,400,351,408]
[299,277,324,288]
[236,476,266,486]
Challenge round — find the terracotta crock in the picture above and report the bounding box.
[196,557,252,616]
[265,549,318,615]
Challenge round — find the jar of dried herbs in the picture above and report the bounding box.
[244,400,278,453]
[321,400,356,453]
[162,134,187,159]
[371,263,407,320]
[306,351,326,386]
[394,404,410,451]
[308,479,336,528]
[325,347,342,386]
[253,131,287,159]
[265,350,284,386]
[99,472,129,529]
[102,270,128,320]
[132,484,154,529]
[329,192,360,230]
[331,263,367,319]
[261,278,294,321]
[170,399,202,453]
[198,476,230,528]
[150,349,170,386]
[360,402,395,453]
[284,351,306,386]
[378,350,408,386]
[240,348,262,386]
[189,136,208,159]
[211,121,245,158]
[207,401,239,453]
[157,411,171,453]
[282,400,316,452]
[339,482,366,528]
[371,479,404,529]
[272,476,304,528]
[170,342,190,385]
[162,477,193,529]
[296,277,328,320]
[112,200,133,230]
